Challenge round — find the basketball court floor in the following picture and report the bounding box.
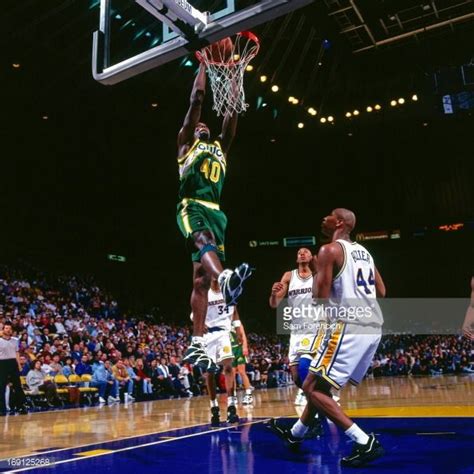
[1,375,473,473]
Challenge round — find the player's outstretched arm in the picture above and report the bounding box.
[219,110,238,155]
[374,267,386,298]
[177,63,207,151]
[462,277,474,340]
[269,272,291,309]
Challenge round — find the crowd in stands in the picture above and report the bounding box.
[370,334,474,377]
[1,265,473,412]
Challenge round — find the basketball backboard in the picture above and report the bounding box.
[92,0,315,85]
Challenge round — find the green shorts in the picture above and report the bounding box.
[176,198,227,262]
[232,344,247,367]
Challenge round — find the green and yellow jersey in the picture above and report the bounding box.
[177,139,226,205]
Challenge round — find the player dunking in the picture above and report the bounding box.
[269,248,318,405]
[269,209,386,468]
[177,63,253,372]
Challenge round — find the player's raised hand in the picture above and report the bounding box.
[271,282,284,295]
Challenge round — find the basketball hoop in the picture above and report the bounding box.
[196,31,260,117]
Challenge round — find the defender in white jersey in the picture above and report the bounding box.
[269,248,320,406]
[270,209,386,468]
[192,278,242,426]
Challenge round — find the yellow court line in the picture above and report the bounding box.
[74,449,114,457]
[344,405,474,418]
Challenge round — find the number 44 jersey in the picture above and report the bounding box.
[330,239,383,327]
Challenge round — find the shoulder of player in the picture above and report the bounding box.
[318,242,342,261]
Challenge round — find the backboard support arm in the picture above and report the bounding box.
[92,0,315,85]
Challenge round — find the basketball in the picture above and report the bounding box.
[209,37,234,62]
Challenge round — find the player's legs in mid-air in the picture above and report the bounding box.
[179,215,253,372]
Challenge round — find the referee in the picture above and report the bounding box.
[0,322,28,415]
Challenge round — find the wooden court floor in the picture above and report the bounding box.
[1,374,473,459]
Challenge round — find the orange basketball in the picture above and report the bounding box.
[209,37,234,62]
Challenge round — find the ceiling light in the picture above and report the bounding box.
[412,94,418,101]
[246,65,254,72]
[345,112,352,118]
[260,75,267,83]
[374,104,381,110]
[271,85,279,92]
[320,117,327,123]
[327,116,334,122]
[398,98,405,104]
[390,100,397,106]
[366,106,373,112]
[353,109,360,116]
[298,122,304,129]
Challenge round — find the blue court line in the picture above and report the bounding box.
[2,418,269,473]
[0,420,217,461]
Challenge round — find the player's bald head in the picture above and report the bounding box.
[332,208,356,232]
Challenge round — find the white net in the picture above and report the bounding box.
[196,31,260,117]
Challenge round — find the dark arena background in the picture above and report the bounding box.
[0,1,473,473]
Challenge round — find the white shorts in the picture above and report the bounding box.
[309,322,381,389]
[288,331,324,366]
[203,330,234,364]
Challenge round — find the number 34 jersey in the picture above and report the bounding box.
[177,139,226,205]
[206,288,235,331]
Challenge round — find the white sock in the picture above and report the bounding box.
[291,419,308,438]
[345,423,369,445]
[227,396,236,407]
[297,388,304,397]
[245,388,252,395]
[192,336,204,345]
[210,399,218,408]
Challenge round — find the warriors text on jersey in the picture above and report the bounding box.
[206,288,234,332]
[288,269,313,309]
[177,139,226,204]
[330,239,383,326]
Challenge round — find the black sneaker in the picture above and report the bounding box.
[183,341,217,373]
[341,434,384,467]
[211,406,220,427]
[304,417,324,439]
[218,263,254,307]
[227,405,239,423]
[267,419,303,449]
[17,406,28,415]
